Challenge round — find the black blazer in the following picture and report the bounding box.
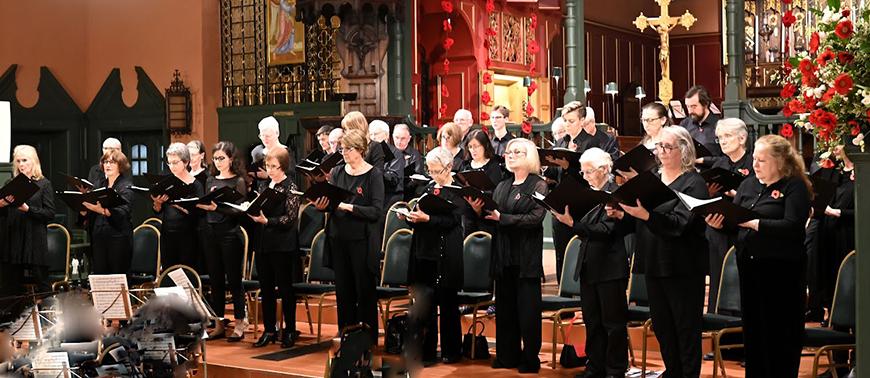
[407,182,465,289]
[733,175,811,261]
[490,174,548,278]
[87,175,135,237]
[256,177,300,253]
[633,171,709,278]
[572,180,630,284]
[323,166,385,275]
[1,177,55,266]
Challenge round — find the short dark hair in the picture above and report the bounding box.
[463,129,495,161]
[316,125,334,137]
[685,85,711,107]
[265,146,291,172]
[492,105,510,118]
[101,150,131,174]
[642,102,672,126]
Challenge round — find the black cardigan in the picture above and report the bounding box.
[490,174,548,278]
[407,182,465,289]
[323,165,385,275]
[255,177,300,253]
[1,177,55,266]
[86,175,135,237]
[732,175,811,261]
[572,180,630,284]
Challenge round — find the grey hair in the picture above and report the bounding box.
[258,116,280,136]
[393,123,410,135]
[453,108,473,121]
[585,107,596,123]
[166,142,191,164]
[659,126,696,173]
[425,146,455,170]
[103,137,122,149]
[716,118,749,144]
[369,119,390,135]
[551,117,565,132]
[579,147,613,170]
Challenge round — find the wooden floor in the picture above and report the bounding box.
[193,250,836,378]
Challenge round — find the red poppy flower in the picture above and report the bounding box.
[441,85,450,98]
[530,14,538,30]
[809,33,820,54]
[799,59,815,74]
[783,105,793,118]
[528,40,540,55]
[835,20,853,39]
[485,57,492,69]
[485,0,495,13]
[525,103,535,115]
[486,27,498,37]
[782,10,796,27]
[521,121,532,135]
[529,60,537,76]
[838,52,854,64]
[527,80,538,96]
[817,48,835,66]
[356,186,363,195]
[780,123,794,138]
[780,83,796,99]
[819,158,835,169]
[482,72,492,85]
[787,99,805,114]
[480,111,490,121]
[771,190,783,199]
[481,91,492,105]
[442,19,452,32]
[738,168,750,176]
[441,0,453,13]
[850,121,861,136]
[834,73,853,95]
[443,37,455,51]
[439,103,448,118]
[433,188,441,196]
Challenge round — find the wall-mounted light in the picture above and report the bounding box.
[635,87,647,99]
[605,82,619,95]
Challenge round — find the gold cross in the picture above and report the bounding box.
[634,0,696,104]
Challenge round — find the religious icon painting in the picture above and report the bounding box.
[267,0,306,66]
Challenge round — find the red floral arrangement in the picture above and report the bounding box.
[439,1,455,120]
[776,1,870,167]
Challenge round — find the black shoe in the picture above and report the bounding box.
[280,329,296,348]
[441,355,461,364]
[517,363,540,374]
[491,359,516,369]
[253,332,278,348]
[703,352,715,361]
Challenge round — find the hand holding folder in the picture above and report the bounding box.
[612,145,657,176]
[529,176,609,216]
[677,191,760,226]
[455,170,496,191]
[59,172,94,192]
[58,187,128,212]
[700,167,748,193]
[221,188,287,216]
[0,174,40,208]
[300,181,354,211]
[131,175,196,200]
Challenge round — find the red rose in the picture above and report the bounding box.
[817,48,835,66]
[441,85,450,98]
[834,73,853,95]
[835,20,853,39]
[525,102,534,115]
[780,123,795,138]
[820,158,835,169]
[850,121,861,136]
[485,0,495,13]
[838,52,854,64]
[482,72,492,84]
[780,83,796,99]
[441,0,454,13]
[443,37,455,51]
[782,10,796,27]
[771,190,783,199]
[356,186,363,195]
[799,59,815,74]
[433,188,441,196]
[521,120,532,135]
[442,19,452,32]
[480,111,490,121]
[809,33,820,54]
[527,80,538,96]
[481,90,491,105]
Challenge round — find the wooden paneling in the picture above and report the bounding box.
[671,34,725,105]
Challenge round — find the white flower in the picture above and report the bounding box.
[853,133,864,146]
[863,96,870,106]
[814,85,827,98]
[820,151,832,160]
[806,88,816,98]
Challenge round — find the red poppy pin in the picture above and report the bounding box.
[738,168,750,176]
[771,190,783,199]
[514,193,522,200]
[433,188,441,196]
[356,186,363,195]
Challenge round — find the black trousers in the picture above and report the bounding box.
[706,227,730,313]
[580,279,629,376]
[804,218,825,318]
[257,251,296,333]
[739,256,805,378]
[91,229,132,275]
[646,275,704,378]
[551,220,572,284]
[494,266,542,369]
[406,259,461,361]
[204,224,246,320]
[329,237,379,343]
[160,228,198,271]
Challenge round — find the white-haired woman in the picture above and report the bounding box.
[402,146,465,366]
[250,116,294,183]
[551,147,629,377]
[610,126,708,377]
[0,145,55,293]
[151,142,204,270]
[479,138,547,373]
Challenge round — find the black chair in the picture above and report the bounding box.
[541,235,583,369]
[805,250,856,378]
[376,228,413,329]
[456,231,493,359]
[142,217,162,230]
[292,230,336,342]
[382,202,410,252]
[703,247,743,378]
[297,203,325,257]
[128,224,161,288]
[626,251,653,375]
[46,223,71,290]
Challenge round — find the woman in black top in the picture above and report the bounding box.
[476,138,547,373]
[81,150,135,274]
[819,145,855,312]
[196,141,249,342]
[0,145,56,293]
[187,140,209,186]
[150,143,204,270]
[459,130,504,236]
[402,146,465,366]
[437,123,464,172]
[315,129,384,343]
[614,126,708,378]
[705,118,754,313]
[551,147,629,377]
[249,147,301,348]
[706,134,811,377]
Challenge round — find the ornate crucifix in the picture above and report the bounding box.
[634,0,697,105]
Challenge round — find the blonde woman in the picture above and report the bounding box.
[0,145,56,293]
[341,111,383,167]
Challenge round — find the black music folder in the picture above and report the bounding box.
[0,174,40,207]
[222,188,287,216]
[59,172,94,191]
[529,176,610,215]
[809,175,837,217]
[676,192,760,226]
[694,139,712,158]
[700,167,749,192]
[131,175,197,200]
[413,192,457,215]
[612,145,657,175]
[296,149,326,171]
[170,186,243,208]
[299,181,354,208]
[58,187,128,212]
[441,184,498,211]
[380,141,396,162]
[455,169,496,191]
[297,151,344,178]
[537,148,581,166]
[609,170,677,210]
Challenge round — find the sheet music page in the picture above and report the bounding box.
[32,351,70,378]
[88,274,132,319]
[167,269,210,317]
[9,306,41,341]
[137,333,175,362]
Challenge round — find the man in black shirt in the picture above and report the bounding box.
[392,124,425,200]
[489,105,515,159]
[680,85,722,167]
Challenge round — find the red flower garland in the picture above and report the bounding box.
[439,1,455,119]
[523,12,539,136]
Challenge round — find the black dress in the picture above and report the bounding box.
[86,175,135,275]
[490,174,548,371]
[0,177,55,292]
[324,165,384,342]
[156,178,204,270]
[203,175,248,321]
[406,181,465,362]
[820,169,855,307]
[731,175,810,377]
[632,171,708,378]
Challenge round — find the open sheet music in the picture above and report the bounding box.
[32,351,71,378]
[88,274,132,320]
[166,269,211,318]
[9,306,42,342]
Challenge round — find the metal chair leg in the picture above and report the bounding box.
[303,297,314,334]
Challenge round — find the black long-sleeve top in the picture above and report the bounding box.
[543,129,618,186]
[731,175,811,261]
[155,179,203,232]
[256,177,300,253]
[490,131,515,158]
[632,171,709,277]
[407,182,466,289]
[383,143,405,200]
[458,159,504,236]
[365,143,385,168]
[679,112,723,166]
[1,177,55,266]
[572,180,630,284]
[205,175,248,227]
[87,175,135,237]
[490,174,548,278]
[324,165,385,275]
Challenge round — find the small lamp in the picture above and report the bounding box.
[605,82,619,95]
[635,86,647,99]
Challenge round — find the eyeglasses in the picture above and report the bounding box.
[340,146,356,154]
[264,163,281,170]
[427,167,449,175]
[505,149,526,156]
[654,143,679,152]
[102,160,118,166]
[213,156,227,162]
[467,143,482,150]
[166,160,185,167]
[490,115,505,120]
[641,117,663,123]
